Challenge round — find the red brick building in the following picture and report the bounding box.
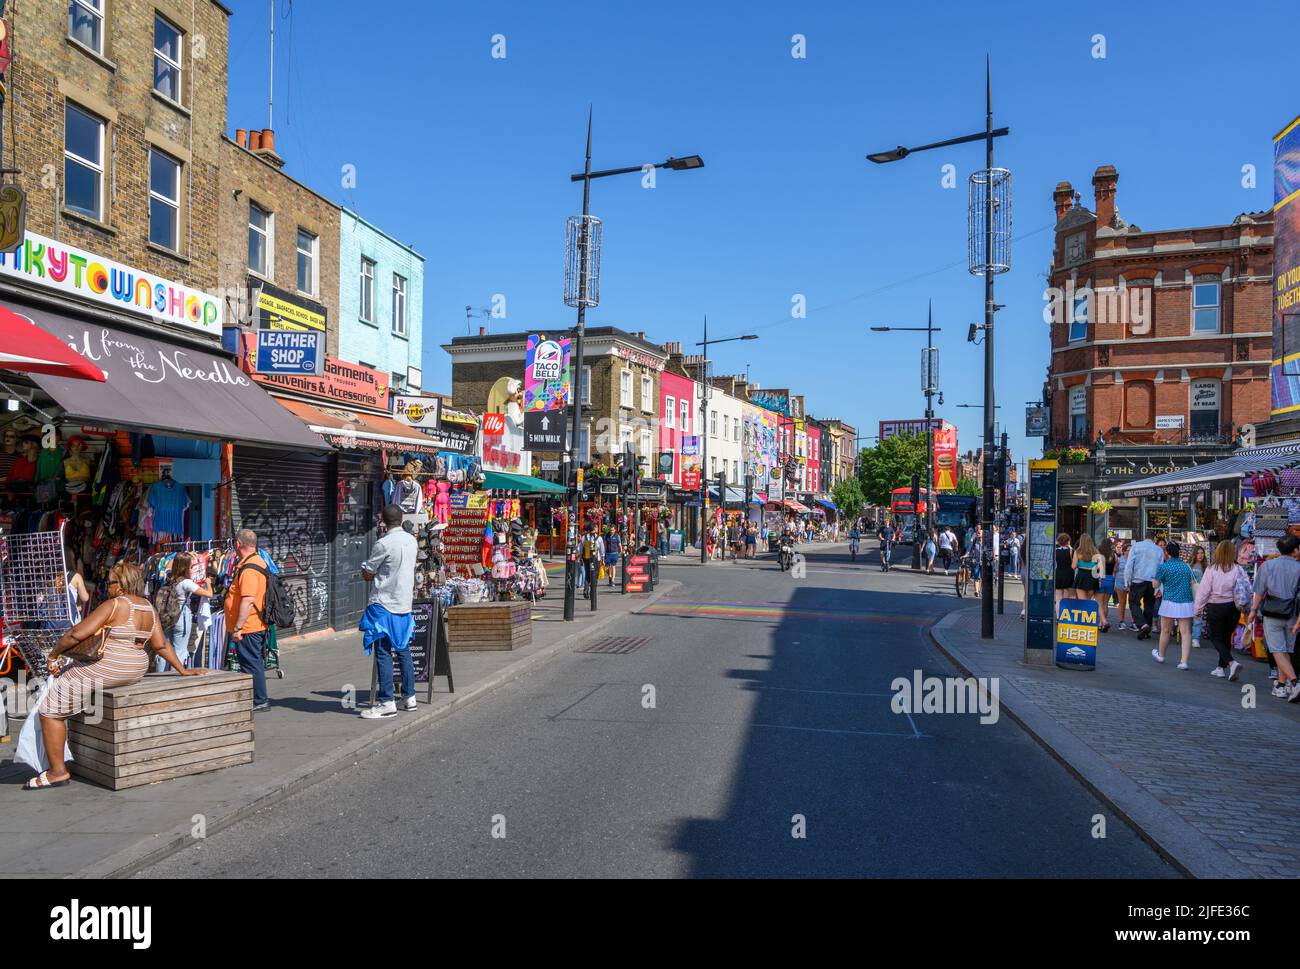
[1043,165,1273,539]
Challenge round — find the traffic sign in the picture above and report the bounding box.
[524,410,568,450]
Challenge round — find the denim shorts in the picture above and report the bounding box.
[1099,576,1115,594]
[1262,616,1296,654]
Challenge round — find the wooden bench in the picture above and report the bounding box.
[446,601,533,651]
[67,671,254,790]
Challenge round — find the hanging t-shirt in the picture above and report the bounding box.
[147,479,190,537]
[36,446,65,483]
[396,478,423,514]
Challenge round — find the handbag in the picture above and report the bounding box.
[54,597,121,663]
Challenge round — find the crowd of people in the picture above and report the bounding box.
[1049,530,1300,702]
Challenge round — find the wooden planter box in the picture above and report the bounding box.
[446,601,533,651]
[67,671,254,790]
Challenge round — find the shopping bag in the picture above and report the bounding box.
[15,679,73,774]
[598,564,606,581]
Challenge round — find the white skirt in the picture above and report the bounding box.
[1158,600,1194,619]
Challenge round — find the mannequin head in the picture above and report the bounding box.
[1,426,16,454]
[66,435,85,456]
[20,437,38,461]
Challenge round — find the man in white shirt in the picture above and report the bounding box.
[939,527,957,575]
[359,504,419,719]
[1124,536,1165,639]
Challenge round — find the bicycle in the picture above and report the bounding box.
[955,559,971,597]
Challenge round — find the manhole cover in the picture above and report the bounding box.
[577,636,651,655]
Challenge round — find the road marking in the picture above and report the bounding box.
[550,714,929,739]
[640,600,929,624]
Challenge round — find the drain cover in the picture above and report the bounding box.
[577,636,651,655]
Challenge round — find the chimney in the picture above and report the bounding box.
[1053,181,1074,222]
[478,325,486,337]
[247,130,262,151]
[250,128,286,170]
[1092,165,1118,228]
[236,128,248,149]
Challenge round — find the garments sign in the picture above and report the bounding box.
[254,329,323,375]
[1025,404,1049,437]
[1055,598,1099,670]
[523,410,568,450]
[392,395,441,428]
[933,421,958,491]
[523,335,571,412]
[244,335,389,408]
[0,230,223,335]
[255,280,326,333]
[1025,459,1059,656]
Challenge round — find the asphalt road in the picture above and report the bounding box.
[141,542,1176,878]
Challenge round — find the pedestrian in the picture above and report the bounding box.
[969,524,985,597]
[1095,537,1117,632]
[745,522,757,559]
[604,526,622,585]
[1053,532,1074,605]
[359,504,419,719]
[1153,540,1196,670]
[1007,529,1021,579]
[1188,545,1208,649]
[1071,533,1102,604]
[579,524,604,596]
[939,525,957,576]
[923,529,937,574]
[227,528,273,712]
[1124,533,1164,640]
[1193,540,1247,682]
[1114,540,1131,629]
[1246,535,1300,701]
[153,552,214,672]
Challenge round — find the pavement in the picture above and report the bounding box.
[139,542,1174,878]
[930,597,1300,879]
[0,570,681,878]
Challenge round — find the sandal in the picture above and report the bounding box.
[22,771,70,791]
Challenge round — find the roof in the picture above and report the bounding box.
[444,326,668,357]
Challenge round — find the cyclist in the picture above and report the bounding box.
[849,520,861,561]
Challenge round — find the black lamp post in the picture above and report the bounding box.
[867,58,1011,639]
[695,319,758,563]
[561,109,704,621]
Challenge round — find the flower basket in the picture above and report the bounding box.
[1087,500,1112,514]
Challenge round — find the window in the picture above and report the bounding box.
[680,399,689,433]
[710,410,718,438]
[620,370,633,408]
[69,0,103,54]
[581,365,591,405]
[711,456,717,476]
[359,257,376,322]
[1069,386,1087,441]
[1193,280,1220,333]
[722,415,728,441]
[1190,379,1220,439]
[64,104,104,220]
[153,15,183,103]
[641,429,653,465]
[578,424,591,463]
[248,202,271,276]
[734,417,740,442]
[148,148,179,250]
[392,274,408,336]
[296,230,317,295]
[665,397,675,429]
[1069,289,1089,342]
[641,374,653,412]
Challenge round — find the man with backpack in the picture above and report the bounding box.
[227,528,273,712]
[359,505,420,718]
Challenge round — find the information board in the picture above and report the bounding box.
[1025,460,1058,656]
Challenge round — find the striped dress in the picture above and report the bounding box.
[42,596,154,720]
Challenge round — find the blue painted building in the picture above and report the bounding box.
[337,208,425,395]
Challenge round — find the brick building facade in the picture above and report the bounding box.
[1043,164,1273,538]
[5,0,231,333]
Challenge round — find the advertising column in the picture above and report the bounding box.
[1024,458,1059,666]
[1272,114,1300,416]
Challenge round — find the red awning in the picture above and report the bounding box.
[0,304,105,381]
[777,499,810,513]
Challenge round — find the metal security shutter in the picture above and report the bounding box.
[232,448,334,636]
[332,455,379,632]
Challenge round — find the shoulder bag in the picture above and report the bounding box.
[53,596,122,664]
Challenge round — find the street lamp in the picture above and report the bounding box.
[869,301,942,570]
[695,319,758,563]
[867,57,1012,639]
[561,109,705,621]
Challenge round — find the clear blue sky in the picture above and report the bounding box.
[226,0,1295,470]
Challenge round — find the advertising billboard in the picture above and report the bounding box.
[933,421,958,490]
[879,418,940,440]
[523,334,571,413]
[1271,113,1300,415]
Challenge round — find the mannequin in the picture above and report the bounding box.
[35,439,65,484]
[434,479,452,525]
[63,435,91,495]
[396,460,424,515]
[7,437,38,485]
[0,424,17,479]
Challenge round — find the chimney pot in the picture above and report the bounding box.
[261,128,276,153]
[1092,165,1118,228]
[236,128,248,149]
[1052,180,1074,222]
[478,325,485,337]
[247,130,263,150]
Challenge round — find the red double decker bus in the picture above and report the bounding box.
[889,487,936,542]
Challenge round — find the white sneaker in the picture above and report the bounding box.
[1210,667,1226,678]
[1151,648,1164,664]
[1177,662,1190,671]
[401,696,418,712]
[360,700,397,719]
[1271,683,1290,699]
[1228,660,1242,682]
[1192,639,1202,649]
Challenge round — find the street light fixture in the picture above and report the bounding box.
[866,57,1011,640]
[561,108,705,622]
[694,320,759,564]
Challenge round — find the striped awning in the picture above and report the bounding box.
[1101,445,1300,498]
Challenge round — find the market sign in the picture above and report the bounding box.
[254,329,323,376]
[256,280,326,333]
[393,394,441,428]
[243,334,388,409]
[523,334,571,412]
[0,231,223,335]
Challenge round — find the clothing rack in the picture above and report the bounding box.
[159,539,234,552]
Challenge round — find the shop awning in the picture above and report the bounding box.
[776,499,811,513]
[708,486,764,505]
[482,470,567,494]
[276,399,444,456]
[815,498,837,513]
[1101,445,1300,498]
[13,302,329,451]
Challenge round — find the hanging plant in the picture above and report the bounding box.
[1064,447,1090,464]
[1088,499,1113,513]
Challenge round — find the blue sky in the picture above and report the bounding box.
[226,0,1295,470]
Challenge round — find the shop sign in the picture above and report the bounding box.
[1155,414,1184,429]
[64,323,250,389]
[254,329,323,376]
[1025,404,1049,437]
[417,423,476,455]
[524,335,571,412]
[245,336,388,408]
[657,451,674,475]
[0,230,223,335]
[613,344,665,371]
[1191,380,1220,410]
[0,184,26,253]
[255,280,325,332]
[483,413,506,435]
[541,459,560,471]
[393,395,441,429]
[441,406,477,428]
